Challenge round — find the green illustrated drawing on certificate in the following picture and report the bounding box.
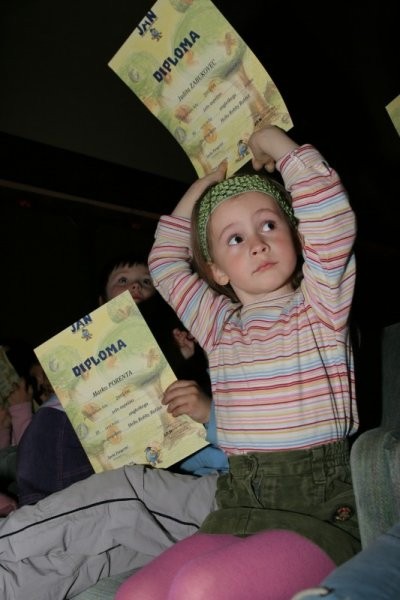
[108,0,293,177]
[34,291,208,473]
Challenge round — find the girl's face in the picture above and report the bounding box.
[105,263,155,304]
[208,192,298,305]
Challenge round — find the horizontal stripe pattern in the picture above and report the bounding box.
[149,145,358,454]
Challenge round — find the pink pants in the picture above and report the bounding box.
[115,529,335,600]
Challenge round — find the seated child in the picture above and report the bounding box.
[17,253,228,505]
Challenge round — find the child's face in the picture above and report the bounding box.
[208,192,298,305]
[105,263,155,304]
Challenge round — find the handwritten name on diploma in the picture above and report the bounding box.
[92,370,133,398]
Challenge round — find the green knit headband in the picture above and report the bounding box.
[197,174,296,261]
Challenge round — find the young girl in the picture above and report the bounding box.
[115,125,361,599]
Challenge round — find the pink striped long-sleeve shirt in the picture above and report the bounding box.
[149,145,358,454]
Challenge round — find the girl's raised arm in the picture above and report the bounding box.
[172,161,227,218]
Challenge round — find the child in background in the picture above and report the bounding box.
[97,253,212,399]
[97,253,228,476]
[115,124,360,599]
[16,254,227,506]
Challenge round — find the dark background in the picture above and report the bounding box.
[1,1,399,430]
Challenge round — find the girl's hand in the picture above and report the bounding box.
[162,379,211,423]
[172,161,227,218]
[248,126,299,172]
[172,328,196,360]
